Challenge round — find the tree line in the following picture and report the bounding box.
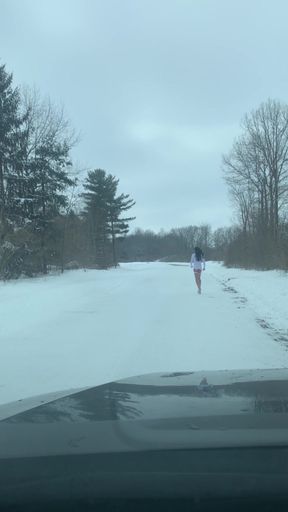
[223,99,288,269]
[123,98,288,270]
[1,62,288,278]
[0,64,135,278]
[117,224,235,263]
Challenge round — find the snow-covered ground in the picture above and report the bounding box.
[0,261,288,405]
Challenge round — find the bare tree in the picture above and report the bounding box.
[223,99,288,242]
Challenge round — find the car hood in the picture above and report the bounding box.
[1,368,288,458]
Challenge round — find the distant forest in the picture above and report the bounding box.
[1,62,288,279]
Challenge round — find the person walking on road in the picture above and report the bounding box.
[190,246,205,294]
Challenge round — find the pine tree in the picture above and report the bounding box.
[107,191,135,266]
[82,169,135,268]
[0,64,23,238]
[0,67,77,278]
[82,169,115,268]
[18,92,76,273]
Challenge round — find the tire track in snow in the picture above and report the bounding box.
[214,274,288,350]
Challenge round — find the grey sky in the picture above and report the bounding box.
[1,0,288,232]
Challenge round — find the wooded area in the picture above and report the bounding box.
[1,63,288,279]
[223,99,288,269]
[0,64,135,278]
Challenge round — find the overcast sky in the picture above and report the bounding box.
[1,0,288,232]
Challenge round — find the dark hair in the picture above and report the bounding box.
[194,246,203,261]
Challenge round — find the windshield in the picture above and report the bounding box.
[1,0,288,407]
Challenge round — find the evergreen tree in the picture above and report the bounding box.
[82,169,135,268]
[107,191,135,266]
[0,64,23,238]
[82,169,115,268]
[19,92,76,273]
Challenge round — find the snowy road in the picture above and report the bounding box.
[1,262,288,405]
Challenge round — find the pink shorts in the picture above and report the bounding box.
[193,269,202,274]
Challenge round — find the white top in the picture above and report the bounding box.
[190,253,205,270]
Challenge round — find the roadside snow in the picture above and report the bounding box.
[208,262,288,333]
[0,262,287,405]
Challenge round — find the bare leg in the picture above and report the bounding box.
[198,273,202,293]
[194,271,201,293]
